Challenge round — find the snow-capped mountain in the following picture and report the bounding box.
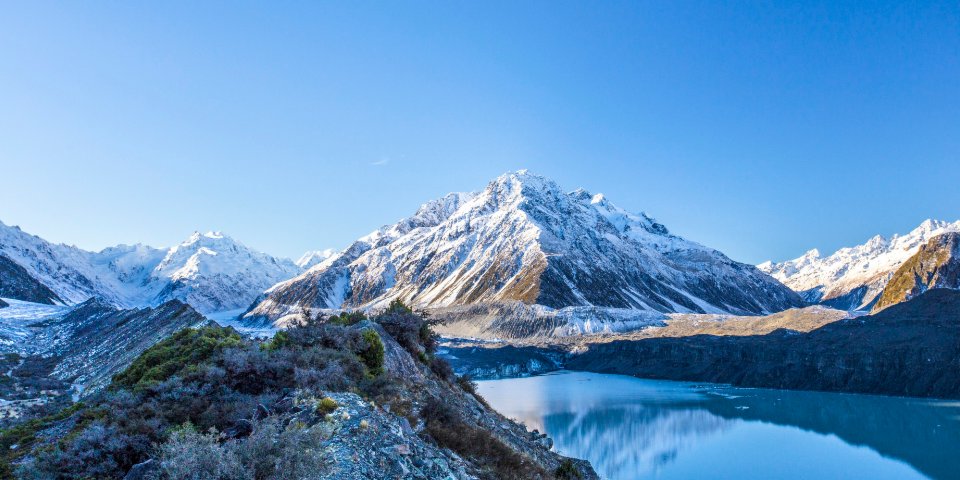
[296,249,338,269]
[148,231,300,313]
[758,219,960,310]
[0,220,157,306]
[244,170,802,325]
[0,221,304,314]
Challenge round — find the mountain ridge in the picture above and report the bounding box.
[244,170,803,327]
[872,232,960,312]
[0,221,318,314]
[759,219,960,310]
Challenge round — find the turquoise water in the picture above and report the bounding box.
[476,371,960,480]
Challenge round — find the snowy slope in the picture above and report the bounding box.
[148,231,300,313]
[0,221,305,314]
[245,170,802,326]
[296,249,338,269]
[758,219,960,310]
[0,220,159,306]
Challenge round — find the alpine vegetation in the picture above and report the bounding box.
[3,301,595,480]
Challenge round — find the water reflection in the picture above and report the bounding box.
[545,407,731,477]
[477,371,960,480]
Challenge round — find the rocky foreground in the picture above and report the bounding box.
[1,302,595,479]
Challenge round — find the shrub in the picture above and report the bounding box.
[328,311,366,326]
[375,310,435,359]
[429,357,454,381]
[262,330,290,351]
[317,397,338,415]
[359,330,385,376]
[456,374,490,407]
[421,398,548,480]
[385,299,413,315]
[555,459,583,480]
[112,326,242,390]
[155,426,249,480]
[0,403,85,477]
[231,417,328,480]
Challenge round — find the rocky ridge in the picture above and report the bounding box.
[872,232,960,312]
[245,171,802,329]
[759,219,960,310]
[0,221,307,314]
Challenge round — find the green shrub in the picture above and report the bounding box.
[555,459,583,480]
[385,299,413,315]
[317,397,338,415]
[262,330,290,351]
[328,311,367,326]
[359,330,385,376]
[112,326,242,390]
[0,402,85,476]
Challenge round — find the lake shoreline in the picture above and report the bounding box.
[476,370,960,480]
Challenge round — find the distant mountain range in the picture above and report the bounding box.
[567,287,960,399]
[759,219,960,311]
[243,170,803,327]
[4,172,959,329]
[0,221,321,314]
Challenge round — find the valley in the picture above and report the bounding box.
[1,171,959,479]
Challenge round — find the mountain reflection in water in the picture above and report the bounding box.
[477,371,960,480]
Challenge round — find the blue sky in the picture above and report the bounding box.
[1,1,958,264]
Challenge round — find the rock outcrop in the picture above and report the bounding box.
[873,232,960,312]
[567,289,960,399]
[0,254,62,305]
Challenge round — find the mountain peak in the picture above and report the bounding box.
[761,218,960,310]
[184,230,232,244]
[490,169,557,192]
[296,249,337,269]
[244,171,802,326]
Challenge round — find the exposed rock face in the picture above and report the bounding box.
[314,325,596,479]
[873,232,960,312]
[17,299,208,395]
[246,171,802,326]
[759,219,960,310]
[566,289,960,399]
[439,342,564,380]
[0,254,63,305]
[0,299,7,309]
[431,302,670,341]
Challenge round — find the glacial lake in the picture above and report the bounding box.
[476,371,960,480]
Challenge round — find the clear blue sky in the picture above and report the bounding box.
[1,1,958,264]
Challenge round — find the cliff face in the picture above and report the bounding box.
[873,232,960,312]
[0,255,62,305]
[567,289,960,399]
